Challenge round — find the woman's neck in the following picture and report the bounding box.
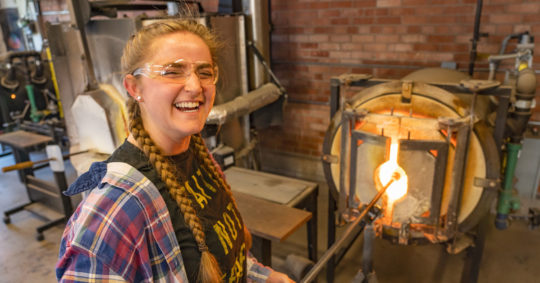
[127,133,190,156]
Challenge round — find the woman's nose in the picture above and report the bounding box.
[183,72,202,92]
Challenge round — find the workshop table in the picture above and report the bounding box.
[225,166,319,266]
[0,130,53,183]
[0,130,72,240]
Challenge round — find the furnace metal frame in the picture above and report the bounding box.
[321,74,512,283]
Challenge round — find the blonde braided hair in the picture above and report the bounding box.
[122,20,225,282]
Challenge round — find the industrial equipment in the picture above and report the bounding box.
[0,50,63,140]
[311,65,530,282]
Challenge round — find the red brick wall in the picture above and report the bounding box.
[259,0,540,157]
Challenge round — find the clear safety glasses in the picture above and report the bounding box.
[132,59,218,85]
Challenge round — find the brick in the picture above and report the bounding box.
[428,15,465,24]
[482,4,506,13]
[523,14,540,23]
[375,52,400,60]
[309,2,331,9]
[333,1,353,8]
[455,35,471,44]
[319,10,341,17]
[351,51,372,59]
[402,0,430,5]
[329,51,352,59]
[353,17,375,25]
[427,5,468,15]
[413,6,444,15]
[289,34,310,43]
[507,3,540,14]
[352,0,377,8]
[352,34,375,42]
[313,26,332,34]
[489,14,523,24]
[347,26,359,34]
[375,34,399,43]
[414,43,438,52]
[401,34,426,43]
[407,26,422,33]
[311,50,330,57]
[389,43,413,52]
[342,8,364,17]
[341,43,362,50]
[427,35,455,43]
[496,25,514,35]
[309,34,329,42]
[319,43,341,50]
[330,34,351,42]
[364,43,387,52]
[357,26,371,33]
[532,24,540,34]
[437,44,469,53]
[365,8,389,16]
[402,15,431,25]
[434,25,472,35]
[331,18,350,25]
[388,7,416,16]
[300,42,318,49]
[375,16,401,24]
[377,0,401,7]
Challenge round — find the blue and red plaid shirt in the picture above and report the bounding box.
[56,161,271,282]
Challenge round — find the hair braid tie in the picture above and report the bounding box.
[198,242,209,252]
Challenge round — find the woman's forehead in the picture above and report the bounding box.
[147,32,212,64]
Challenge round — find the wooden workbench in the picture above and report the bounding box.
[233,191,312,242]
[225,166,319,266]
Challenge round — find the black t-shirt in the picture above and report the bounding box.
[107,140,246,282]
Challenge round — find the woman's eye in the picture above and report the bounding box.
[198,70,214,79]
[161,66,187,77]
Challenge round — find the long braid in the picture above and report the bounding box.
[127,100,222,282]
[190,134,252,250]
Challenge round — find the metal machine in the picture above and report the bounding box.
[0,50,63,140]
[307,52,536,281]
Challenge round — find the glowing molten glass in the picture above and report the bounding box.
[377,142,408,203]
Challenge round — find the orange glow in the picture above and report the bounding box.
[377,141,408,203]
[10,94,16,99]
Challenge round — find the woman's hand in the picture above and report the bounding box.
[266,271,295,283]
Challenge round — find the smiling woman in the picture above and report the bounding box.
[55,19,293,283]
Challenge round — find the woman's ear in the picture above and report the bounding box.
[124,74,142,101]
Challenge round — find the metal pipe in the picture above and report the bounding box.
[468,0,484,76]
[206,83,281,125]
[495,142,522,229]
[301,174,398,283]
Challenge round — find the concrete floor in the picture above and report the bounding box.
[1,150,540,283]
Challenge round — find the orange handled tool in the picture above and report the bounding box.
[2,159,54,172]
[1,150,89,173]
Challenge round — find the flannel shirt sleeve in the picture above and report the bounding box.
[246,251,273,282]
[56,241,127,282]
[56,185,153,282]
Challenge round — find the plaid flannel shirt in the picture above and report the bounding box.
[56,161,271,282]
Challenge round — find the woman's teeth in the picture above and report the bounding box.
[174,101,200,112]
